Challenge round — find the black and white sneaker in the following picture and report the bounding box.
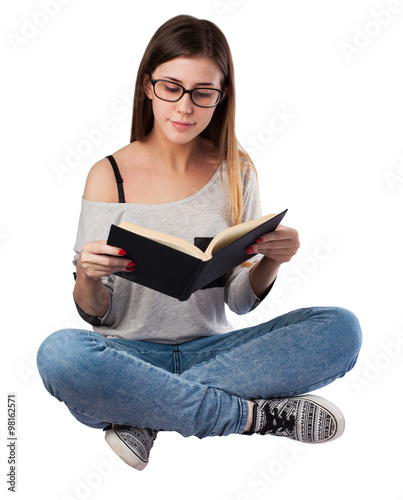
[105,425,158,470]
[251,394,345,443]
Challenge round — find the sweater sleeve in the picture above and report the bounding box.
[224,166,273,314]
[72,199,116,326]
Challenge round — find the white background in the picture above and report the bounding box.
[2,1,403,499]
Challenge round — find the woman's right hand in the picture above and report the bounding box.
[77,240,135,281]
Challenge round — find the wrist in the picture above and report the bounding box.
[254,255,281,274]
[73,266,110,318]
[249,256,280,298]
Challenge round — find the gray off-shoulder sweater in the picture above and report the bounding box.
[73,163,269,344]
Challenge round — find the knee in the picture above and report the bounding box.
[37,329,75,371]
[327,307,363,369]
[37,329,84,398]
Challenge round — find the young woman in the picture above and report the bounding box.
[37,15,362,471]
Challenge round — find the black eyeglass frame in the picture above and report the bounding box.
[148,76,225,108]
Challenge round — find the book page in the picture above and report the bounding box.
[118,221,208,260]
[205,213,277,256]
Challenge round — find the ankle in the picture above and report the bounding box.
[243,401,255,433]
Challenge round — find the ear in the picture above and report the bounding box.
[143,74,153,100]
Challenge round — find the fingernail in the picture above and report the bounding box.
[256,238,263,243]
[126,266,135,271]
[246,247,255,254]
[127,261,135,267]
[119,249,127,255]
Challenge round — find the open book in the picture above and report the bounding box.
[107,209,287,301]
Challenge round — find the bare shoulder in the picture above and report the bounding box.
[82,157,119,202]
[82,142,137,202]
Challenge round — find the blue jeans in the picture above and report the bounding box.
[37,307,361,439]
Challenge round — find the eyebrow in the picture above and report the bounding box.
[163,76,216,86]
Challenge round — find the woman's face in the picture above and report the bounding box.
[144,57,224,146]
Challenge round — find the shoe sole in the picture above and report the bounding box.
[292,394,345,443]
[105,427,148,470]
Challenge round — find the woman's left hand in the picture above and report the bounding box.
[247,224,300,264]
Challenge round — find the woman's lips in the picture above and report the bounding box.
[171,121,194,131]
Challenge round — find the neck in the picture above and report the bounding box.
[144,127,202,174]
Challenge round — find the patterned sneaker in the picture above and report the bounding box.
[105,425,158,470]
[250,394,345,443]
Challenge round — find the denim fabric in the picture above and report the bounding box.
[37,307,362,439]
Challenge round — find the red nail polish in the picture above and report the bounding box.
[246,247,255,254]
[127,261,135,267]
[256,238,263,243]
[126,266,135,271]
[119,249,127,255]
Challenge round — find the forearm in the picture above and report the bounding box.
[73,268,110,319]
[249,256,281,299]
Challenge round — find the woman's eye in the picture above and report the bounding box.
[164,85,180,93]
[194,91,212,99]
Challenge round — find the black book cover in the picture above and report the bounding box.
[107,226,202,299]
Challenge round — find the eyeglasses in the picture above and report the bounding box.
[148,77,225,108]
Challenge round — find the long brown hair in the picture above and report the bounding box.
[130,14,256,226]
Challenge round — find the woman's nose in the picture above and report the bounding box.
[175,92,193,115]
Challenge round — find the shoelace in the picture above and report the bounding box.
[260,406,296,435]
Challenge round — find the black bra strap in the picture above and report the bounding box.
[105,155,125,203]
